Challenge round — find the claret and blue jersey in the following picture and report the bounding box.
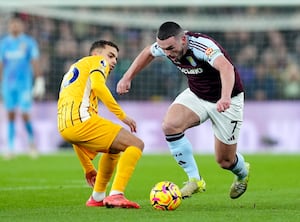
[150,31,244,102]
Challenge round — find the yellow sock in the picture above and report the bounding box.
[110,146,142,194]
[94,153,120,192]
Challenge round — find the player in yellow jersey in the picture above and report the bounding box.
[57,40,144,209]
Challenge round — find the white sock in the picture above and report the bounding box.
[231,152,248,180]
[109,190,123,196]
[92,191,105,202]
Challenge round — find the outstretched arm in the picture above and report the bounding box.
[117,45,155,94]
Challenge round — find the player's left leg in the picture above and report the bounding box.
[22,113,33,141]
[214,139,250,199]
[87,152,120,207]
[103,128,144,208]
[21,112,38,158]
[211,92,249,198]
[6,111,16,159]
[20,88,38,158]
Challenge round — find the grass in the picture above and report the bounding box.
[0,152,299,222]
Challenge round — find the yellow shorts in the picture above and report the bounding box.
[59,115,122,153]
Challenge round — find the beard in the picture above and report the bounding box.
[172,49,184,62]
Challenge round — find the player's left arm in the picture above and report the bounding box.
[213,55,235,112]
[91,72,126,120]
[91,72,137,132]
[195,38,235,112]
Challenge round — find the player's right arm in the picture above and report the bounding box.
[117,45,155,94]
[73,145,98,187]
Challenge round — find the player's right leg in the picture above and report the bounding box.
[162,102,206,199]
[3,111,16,160]
[2,86,17,159]
[165,132,206,198]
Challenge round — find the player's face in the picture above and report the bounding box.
[9,18,23,36]
[157,35,187,62]
[93,46,118,72]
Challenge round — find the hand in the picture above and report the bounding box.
[122,116,137,133]
[116,77,131,95]
[33,76,45,99]
[85,169,97,187]
[216,97,231,112]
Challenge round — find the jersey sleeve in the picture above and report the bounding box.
[90,58,126,120]
[0,38,5,62]
[150,42,166,57]
[193,37,224,66]
[30,39,39,60]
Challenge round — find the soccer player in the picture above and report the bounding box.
[57,40,143,208]
[117,21,250,199]
[0,16,45,159]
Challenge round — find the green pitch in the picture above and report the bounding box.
[1,152,299,222]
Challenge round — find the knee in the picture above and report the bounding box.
[162,120,178,134]
[134,138,144,151]
[162,120,169,133]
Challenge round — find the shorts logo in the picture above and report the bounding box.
[228,135,235,141]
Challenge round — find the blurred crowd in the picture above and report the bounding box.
[1,7,299,101]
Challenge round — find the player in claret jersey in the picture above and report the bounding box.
[117,21,250,200]
[57,40,144,208]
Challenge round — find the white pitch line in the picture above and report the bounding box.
[8,178,84,184]
[0,184,88,191]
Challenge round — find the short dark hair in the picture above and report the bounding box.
[157,21,183,40]
[89,40,119,55]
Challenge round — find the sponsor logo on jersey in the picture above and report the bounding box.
[177,66,203,75]
[5,50,25,59]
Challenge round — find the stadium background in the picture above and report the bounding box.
[0,0,299,154]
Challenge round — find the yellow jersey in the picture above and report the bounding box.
[57,55,126,131]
